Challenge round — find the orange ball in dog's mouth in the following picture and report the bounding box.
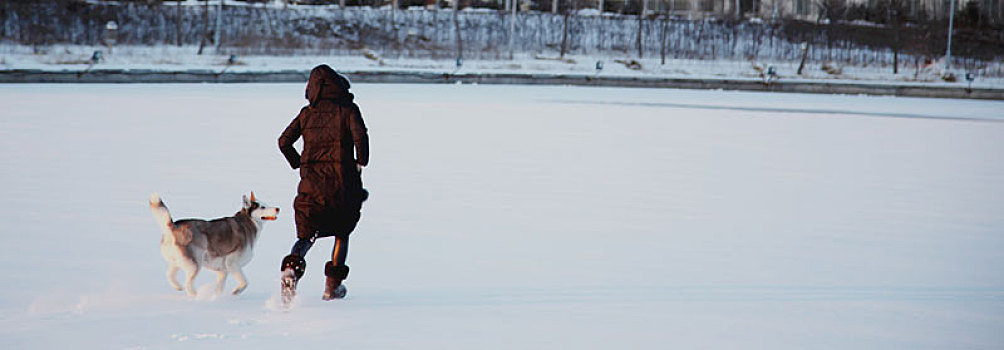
[263,216,278,221]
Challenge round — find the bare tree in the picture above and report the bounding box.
[888,0,906,74]
[198,0,208,54]
[391,0,399,44]
[560,0,571,58]
[797,4,828,75]
[508,0,517,59]
[176,0,182,47]
[660,8,670,64]
[215,0,224,52]
[637,0,647,58]
[453,0,463,64]
[815,0,846,21]
[260,0,275,38]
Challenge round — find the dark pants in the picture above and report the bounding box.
[291,235,348,268]
[288,189,365,283]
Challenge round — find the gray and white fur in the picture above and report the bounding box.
[149,192,279,297]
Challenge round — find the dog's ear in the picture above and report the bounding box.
[243,194,251,207]
[249,191,257,202]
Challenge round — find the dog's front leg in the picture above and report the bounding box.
[229,263,248,295]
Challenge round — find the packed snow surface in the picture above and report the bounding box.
[1,83,1003,349]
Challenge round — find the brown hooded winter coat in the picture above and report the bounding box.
[279,65,369,239]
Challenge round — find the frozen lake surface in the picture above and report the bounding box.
[1,84,1003,349]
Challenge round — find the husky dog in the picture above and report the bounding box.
[149,192,279,297]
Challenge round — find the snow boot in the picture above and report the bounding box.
[280,254,306,306]
[322,261,349,300]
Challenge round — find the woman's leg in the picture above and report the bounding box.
[323,236,350,300]
[331,236,348,266]
[290,237,315,257]
[281,237,313,286]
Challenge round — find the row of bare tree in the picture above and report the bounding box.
[1,1,1001,75]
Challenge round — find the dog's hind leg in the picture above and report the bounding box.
[179,258,199,297]
[166,265,182,291]
[214,270,228,296]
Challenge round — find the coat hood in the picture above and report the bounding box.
[306,64,353,106]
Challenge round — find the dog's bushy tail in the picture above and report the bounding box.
[149,193,176,240]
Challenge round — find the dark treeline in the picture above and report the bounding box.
[1,1,1001,75]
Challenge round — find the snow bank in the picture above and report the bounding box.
[3,43,1003,89]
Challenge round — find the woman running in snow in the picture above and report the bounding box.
[278,64,369,301]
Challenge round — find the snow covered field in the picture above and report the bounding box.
[1,83,1003,349]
